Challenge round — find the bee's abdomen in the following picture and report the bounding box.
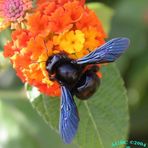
[74,70,100,100]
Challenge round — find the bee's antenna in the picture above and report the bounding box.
[31,60,46,64]
[43,40,49,57]
[72,52,78,59]
[86,48,91,53]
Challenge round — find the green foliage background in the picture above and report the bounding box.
[0,0,148,147]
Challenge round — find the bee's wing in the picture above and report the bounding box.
[76,38,130,64]
[59,86,79,144]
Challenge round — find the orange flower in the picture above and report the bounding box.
[64,1,84,22]
[12,29,33,48]
[48,7,72,33]
[27,12,50,36]
[3,0,106,97]
[36,1,57,16]
[26,36,48,61]
[3,41,17,57]
[76,8,106,34]
[11,53,32,82]
[36,0,86,6]
[83,27,105,51]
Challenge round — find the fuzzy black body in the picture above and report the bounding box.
[46,54,100,100]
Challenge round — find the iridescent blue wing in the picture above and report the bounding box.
[76,38,130,64]
[59,86,79,144]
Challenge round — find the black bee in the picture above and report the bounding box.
[46,54,100,99]
[45,38,130,144]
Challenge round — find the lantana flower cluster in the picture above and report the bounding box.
[1,0,106,96]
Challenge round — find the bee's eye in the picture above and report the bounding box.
[74,70,100,100]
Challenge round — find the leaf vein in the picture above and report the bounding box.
[84,101,105,148]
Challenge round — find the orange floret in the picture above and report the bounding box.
[48,7,72,33]
[27,12,50,36]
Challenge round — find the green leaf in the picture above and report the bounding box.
[109,0,148,57]
[0,29,11,51]
[0,52,10,69]
[0,100,41,148]
[26,64,129,148]
[0,97,76,148]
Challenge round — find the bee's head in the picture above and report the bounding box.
[46,54,69,74]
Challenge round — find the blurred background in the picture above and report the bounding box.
[0,0,148,147]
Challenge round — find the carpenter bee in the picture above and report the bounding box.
[46,38,130,144]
